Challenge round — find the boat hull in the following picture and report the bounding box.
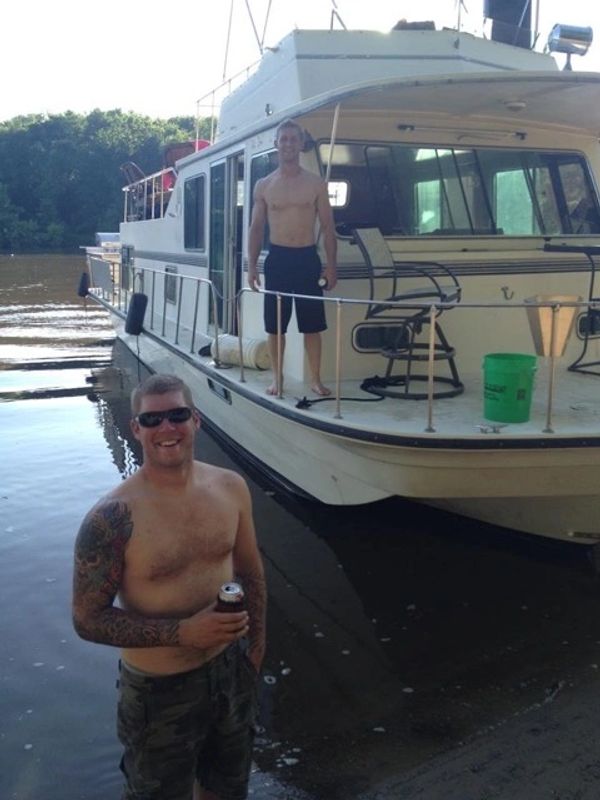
[105,306,600,545]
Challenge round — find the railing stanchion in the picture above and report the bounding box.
[174,276,184,344]
[543,303,559,434]
[211,286,221,366]
[150,271,156,330]
[237,293,246,383]
[161,279,167,337]
[276,294,283,398]
[425,304,437,432]
[334,299,343,419]
[190,281,201,354]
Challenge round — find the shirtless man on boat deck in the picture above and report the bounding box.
[248,118,338,396]
[72,373,266,800]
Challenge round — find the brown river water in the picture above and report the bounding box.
[1,254,599,800]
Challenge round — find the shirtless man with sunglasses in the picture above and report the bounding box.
[72,373,266,800]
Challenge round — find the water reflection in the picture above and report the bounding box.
[89,339,597,799]
[2,254,598,800]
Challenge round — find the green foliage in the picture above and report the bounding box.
[0,110,213,252]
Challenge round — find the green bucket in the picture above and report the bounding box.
[483,353,537,423]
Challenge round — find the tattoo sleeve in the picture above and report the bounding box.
[72,501,180,648]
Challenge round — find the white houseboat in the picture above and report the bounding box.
[85,10,600,544]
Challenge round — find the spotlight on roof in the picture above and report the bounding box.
[548,24,593,70]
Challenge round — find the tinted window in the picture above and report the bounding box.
[250,151,278,250]
[319,142,600,237]
[184,175,206,249]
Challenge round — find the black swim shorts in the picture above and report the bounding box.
[117,643,258,800]
[263,244,327,334]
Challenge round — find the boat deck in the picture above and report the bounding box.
[197,350,600,443]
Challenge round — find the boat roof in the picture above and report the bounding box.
[177,28,600,168]
[290,70,600,137]
[217,27,561,138]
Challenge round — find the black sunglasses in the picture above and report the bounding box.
[136,407,193,428]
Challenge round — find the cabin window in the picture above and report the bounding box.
[184,174,206,249]
[250,150,278,250]
[328,181,349,207]
[318,142,600,237]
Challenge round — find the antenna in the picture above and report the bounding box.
[512,0,532,47]
[260,0,273,50]
[330,0,347,30]
[223,0,235,81]
[244,0,263,54]
[455,0,469,32]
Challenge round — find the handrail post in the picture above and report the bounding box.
[543,303,559,434]
[334,299,343,419]
[190,280,201,353]
[174,275,184,344]
[237,292,246,383]
[211,285,221,366]
[425,304,437,432]
[276,293,283,398]
[150,271,156,330]
[161,279,167,337]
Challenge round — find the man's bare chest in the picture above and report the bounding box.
[126,505,237,581]
[266,182,317,213]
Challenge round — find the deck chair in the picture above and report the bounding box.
[351,227,464,399]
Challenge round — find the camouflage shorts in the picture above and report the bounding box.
[116,643,259,800]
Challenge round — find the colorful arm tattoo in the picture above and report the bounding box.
[72,500,180,648]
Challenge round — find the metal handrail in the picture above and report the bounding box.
[194,59,261,143]
[91,265,599,434]
[237,287,597,431]
[122,168,176,222]
[124,266,222,364]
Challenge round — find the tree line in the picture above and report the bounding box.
[0,110,212,252]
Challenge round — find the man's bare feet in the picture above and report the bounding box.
[266,383,282,396]
[311,382,332,397]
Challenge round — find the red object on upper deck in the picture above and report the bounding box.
[163,139,210,169]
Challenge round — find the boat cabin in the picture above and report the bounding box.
[114,26,600,391]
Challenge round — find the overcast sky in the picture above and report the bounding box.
[1,0,598,122]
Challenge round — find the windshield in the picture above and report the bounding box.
[319,142,600,237]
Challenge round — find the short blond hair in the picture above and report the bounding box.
[131,374,194,415]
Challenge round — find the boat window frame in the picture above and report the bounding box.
[183,172,207,251]
[249,148,279,252]
[328,180,350,208]
[316,138,600,239]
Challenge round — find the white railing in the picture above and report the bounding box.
[89,263,600,434]
[122,168,177,222]
[195,59,261,143]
